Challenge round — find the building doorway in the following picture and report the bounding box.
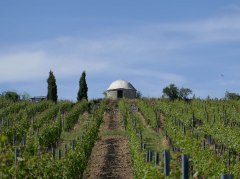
[117,90,123,98]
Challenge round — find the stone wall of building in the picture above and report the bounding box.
[107,90,118,99]
[107,89,136,99]
[123,89,136,99]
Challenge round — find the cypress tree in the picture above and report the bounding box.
[47,70,58,103]
[77,71,88,101]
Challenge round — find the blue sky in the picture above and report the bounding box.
[0,0,240,100]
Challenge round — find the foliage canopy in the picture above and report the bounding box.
[77,71,88,101]
[47,70,58,102]
[162,84,192,100]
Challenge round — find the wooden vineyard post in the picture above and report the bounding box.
[145,150,152,162]
[139,131,142,151]
[228,148,231,167]
[206,112,208,123]
[164,150,170,176]
[52,147,56,160]
[155,111,159,131]
[64,144,68,154]
[58,149,61,160]
[13,133,16,146]
[182,154,189,179]
[81,134,84,142]
[192,112,195,129]
[148,150,152,162]
[202,140,206,150]
[143,143,146,149]
[37,146,41,156]
[146,150,149,162]
[15,148,20,164]
[31,116,34,126]
[132,117,136,127]
[22,133,26,146]
[183,126,186,135]
[221,174,234,179]
[62,113,65,131]
[224,110,227,127]
[72,140,75,150]
[213,144,217,153]
[155,152,159,166]
[174,117,177,126]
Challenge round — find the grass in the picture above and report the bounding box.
[101,129,127,137]
[135,112,167,152]
[135,112,183,177]
[59,114,90,149]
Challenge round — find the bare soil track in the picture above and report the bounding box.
[83,108,133,179]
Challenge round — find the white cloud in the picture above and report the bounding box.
[127,69,186,84]
[0,49,109,83]
[154,14,240,45]
[1,12,240,99]
[0,51,47,83]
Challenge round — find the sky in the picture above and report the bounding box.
[0,0,240,100]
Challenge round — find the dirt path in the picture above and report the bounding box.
[83,108,133,179]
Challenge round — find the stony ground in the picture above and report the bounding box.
[82,108,133,179]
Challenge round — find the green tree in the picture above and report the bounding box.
[21,91,31,100]
[162,84,179,100]
[179,87,192,100]
[3,91,20,102]
[162,84,193,101]
[224,91,240,100]
[136,91,142,99]
[77,71,88,101]
[102,91,107,98]
[47,70,58,102]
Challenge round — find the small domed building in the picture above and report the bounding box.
[106,80,137,99]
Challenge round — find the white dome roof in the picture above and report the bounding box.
[107,80,136,91]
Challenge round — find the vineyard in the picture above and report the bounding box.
[0,98,239,178]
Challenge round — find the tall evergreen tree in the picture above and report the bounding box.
[47,70,58,102]
[77,71,88,101]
